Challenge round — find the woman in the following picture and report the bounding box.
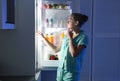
[38,13,88,81]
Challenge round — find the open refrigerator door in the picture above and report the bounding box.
[35,0,72,70]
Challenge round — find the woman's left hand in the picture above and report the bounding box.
[67,28,73,40]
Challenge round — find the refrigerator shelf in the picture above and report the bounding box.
[44,9,72,13]
[43,8,71,10]
[43,0,71,4]
[40,60,59,67]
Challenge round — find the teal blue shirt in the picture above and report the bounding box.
[58,31,87,73]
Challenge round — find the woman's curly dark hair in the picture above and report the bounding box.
[71,13,88,27]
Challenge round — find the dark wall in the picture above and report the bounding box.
[0,0,35,77]
[93,0,120,81]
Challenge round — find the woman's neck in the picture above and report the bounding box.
[72,28,81,39]
[73,28,80,35]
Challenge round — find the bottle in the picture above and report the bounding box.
[59,20,62,28]
[45,34,49,41]
[60,32,65,39]
[45,18,49,28]
[62,20,65,28]
[56,20,59,28]
[49,33,54,44]
[49,18,53,27]
[54,31,60,46]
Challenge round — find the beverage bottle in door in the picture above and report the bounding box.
[60,32,65,39]
[45,18,49,28]
[49,33,54,44]
[45,34,49,41]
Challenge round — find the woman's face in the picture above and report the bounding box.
[67,15,77,29]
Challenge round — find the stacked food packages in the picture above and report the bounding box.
[42,3,70,10]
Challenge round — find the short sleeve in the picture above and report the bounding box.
[78,35,87,47]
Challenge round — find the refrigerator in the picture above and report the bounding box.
[35,0,80,80]
[35,0,73,69]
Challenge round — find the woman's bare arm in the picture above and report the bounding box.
[37,31,61,53]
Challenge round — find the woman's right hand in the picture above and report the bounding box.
[36,31,45,40]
